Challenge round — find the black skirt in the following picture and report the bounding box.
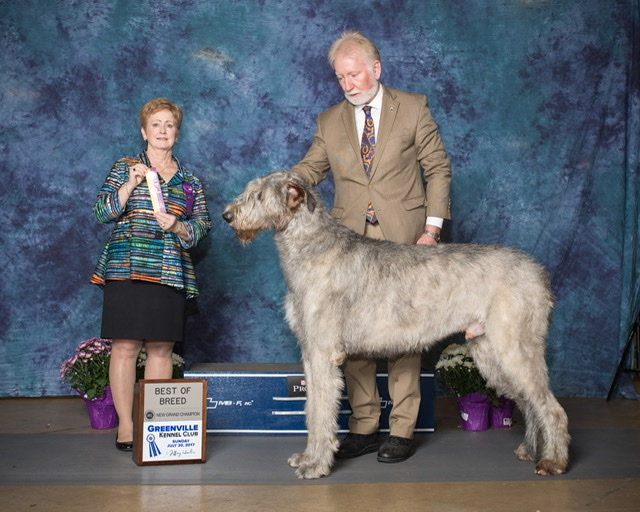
[101,280,186,342]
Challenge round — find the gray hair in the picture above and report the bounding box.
[327,30,382,67]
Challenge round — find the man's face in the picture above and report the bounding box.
[334,49,381,106]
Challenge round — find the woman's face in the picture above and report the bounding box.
[141,109,179,152]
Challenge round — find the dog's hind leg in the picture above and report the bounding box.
[287,345,344,479]
[474,340,569,475]
[512,380,570,475]
[470,298,569,476]
[527,391,570,475]
[513,400,540,462]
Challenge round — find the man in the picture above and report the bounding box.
[290,30,451,463]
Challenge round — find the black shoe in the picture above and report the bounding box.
[377,436,415,463]
[115,434,133,452]
[336,433,380,459]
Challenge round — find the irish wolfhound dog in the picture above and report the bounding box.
[222,170,570,479]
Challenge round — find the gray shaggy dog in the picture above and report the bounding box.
[222,170,570,479]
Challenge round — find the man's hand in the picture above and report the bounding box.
[416,227,441,245]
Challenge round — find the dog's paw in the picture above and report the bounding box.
[288,452,333,479]
[294,462,332,479]
[288,452,304,468]
[535,459,567,476]
[514,443,535,462]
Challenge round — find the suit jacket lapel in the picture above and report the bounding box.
[339,86,397,181]
[370,85,398,179]
[340,101,361,164]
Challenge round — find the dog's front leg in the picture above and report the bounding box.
[288,348,343,479]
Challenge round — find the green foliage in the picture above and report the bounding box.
[436,343,499,404]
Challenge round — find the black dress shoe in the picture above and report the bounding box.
[336,433,380,459]
[377,435,415,463]
[115,435,133,452]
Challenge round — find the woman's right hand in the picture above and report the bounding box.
[127,163,149,191]
[119,163,149,207]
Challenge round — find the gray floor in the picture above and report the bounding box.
[2,397,639,512]
[2,427,638,486]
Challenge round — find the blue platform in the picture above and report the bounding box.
[185,363,435,435]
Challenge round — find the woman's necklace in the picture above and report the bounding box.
[151,160,177,183]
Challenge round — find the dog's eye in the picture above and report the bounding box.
[257,191,264,201]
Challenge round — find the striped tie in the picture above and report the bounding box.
[361,105,377,223]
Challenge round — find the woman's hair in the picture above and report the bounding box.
[327,30,381,67]
[139,98,183,130]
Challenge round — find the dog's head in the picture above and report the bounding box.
[222,171,317,244]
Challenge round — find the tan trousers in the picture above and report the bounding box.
[344,221,422,439]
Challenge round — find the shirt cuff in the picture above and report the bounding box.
[426,217,444,229]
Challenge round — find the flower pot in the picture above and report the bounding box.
[455,392,491,431]
[82,385,118,429]
[490,396,515,428]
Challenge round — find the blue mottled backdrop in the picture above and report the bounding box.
[0,0,638,397]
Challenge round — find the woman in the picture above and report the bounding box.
[91,98,211,451]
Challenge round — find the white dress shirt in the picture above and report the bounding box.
[354,86,443,229]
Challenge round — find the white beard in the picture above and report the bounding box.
[344,82,380,106]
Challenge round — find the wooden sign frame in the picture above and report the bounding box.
[133,378,207,466]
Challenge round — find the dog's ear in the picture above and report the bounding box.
[306,189,316,212]
[287,181,316,213]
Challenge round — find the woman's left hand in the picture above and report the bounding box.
[155,212,178,233]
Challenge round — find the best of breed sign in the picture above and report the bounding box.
[133,379,207,465]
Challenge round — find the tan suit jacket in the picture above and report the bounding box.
[291,85,451,244]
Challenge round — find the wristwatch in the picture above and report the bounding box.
[424,230,441,243]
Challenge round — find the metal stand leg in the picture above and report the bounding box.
[607,312,640,401]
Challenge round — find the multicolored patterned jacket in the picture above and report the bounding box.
[91,153,212,298]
